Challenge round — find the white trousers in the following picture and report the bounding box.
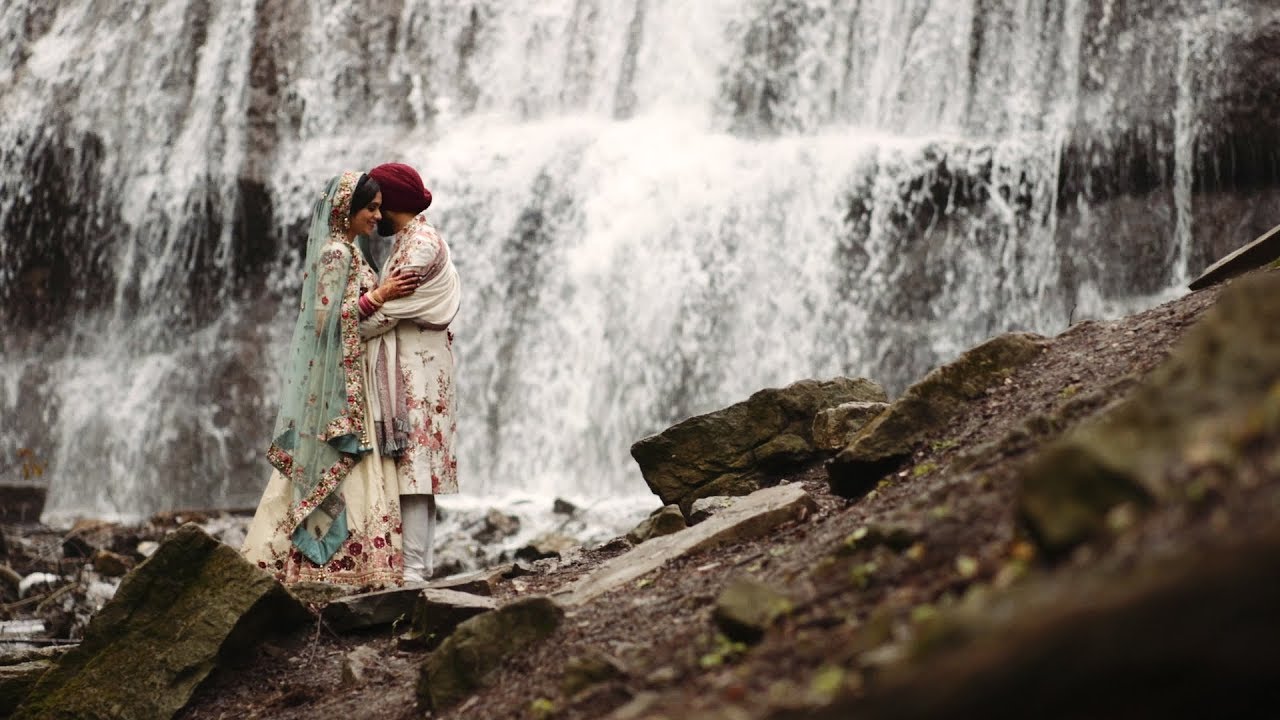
[401,494,436,583]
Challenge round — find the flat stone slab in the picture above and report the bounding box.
[411,588,499,649]
[322,586,426,632]
[557,484,817,605]
[1188,222,1280,290]
[426,565,512,597]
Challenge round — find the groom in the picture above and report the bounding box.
[365,162,462,583]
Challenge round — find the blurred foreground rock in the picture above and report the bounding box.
[778,530,1280,720]
[1020,272,1280,556]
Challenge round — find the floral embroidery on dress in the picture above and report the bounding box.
[245,172,406,588]
[259,495,404,589]
[358,211,461,497]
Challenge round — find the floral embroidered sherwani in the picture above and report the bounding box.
[359,212,461,495]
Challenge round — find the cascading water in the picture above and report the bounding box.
[2,0,1278,525]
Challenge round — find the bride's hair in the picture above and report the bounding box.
[350,173,382,216]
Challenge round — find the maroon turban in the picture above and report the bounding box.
[369,162,432,214]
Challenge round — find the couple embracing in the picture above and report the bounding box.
[242,163,459,588]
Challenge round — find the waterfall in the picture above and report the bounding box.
[2,0,1278,524]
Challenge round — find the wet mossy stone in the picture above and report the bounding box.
[417,596,564,711]
[633,377,887,513]
[1021,271,1280,557]
[14,523,309,720]
[829,333,1046,498]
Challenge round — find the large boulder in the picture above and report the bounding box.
[417,596,564,711]
[829,333,1045,498]
[1020,271,1280,556]
[633,377,887,512]
[14,524,309,720]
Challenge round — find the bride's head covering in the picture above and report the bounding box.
[266,171,370,566]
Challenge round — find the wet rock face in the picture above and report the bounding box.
[1,124,117,332]
[632,378,887,513]
[828,333,1046,498]
[1019,271,1280,557]
[13,524,309,720]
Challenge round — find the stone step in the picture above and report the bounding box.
[409,588,499,649]
[557,483,817,606]
[1188,222,1280,290]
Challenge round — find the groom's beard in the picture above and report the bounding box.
[377,218,396,237]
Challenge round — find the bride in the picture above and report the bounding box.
[242,171,419,588]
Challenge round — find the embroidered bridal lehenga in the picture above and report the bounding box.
[242,171,403,588]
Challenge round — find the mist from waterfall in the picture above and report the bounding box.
[1,0,1276,524]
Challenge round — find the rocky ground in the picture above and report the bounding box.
[7,267,1280,719]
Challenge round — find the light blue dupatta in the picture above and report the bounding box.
[266,171,371,565]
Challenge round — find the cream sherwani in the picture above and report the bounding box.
[359,212,461,496]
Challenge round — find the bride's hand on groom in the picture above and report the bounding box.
[376,269,423,301]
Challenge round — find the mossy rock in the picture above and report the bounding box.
[417,596,564,711]
[627,505,687,544]
[813,401,891,451]
[1020,272,1280,556]
[14,523,309,720]
[633,377,887,512]
[838,522,923,555]
[829,333,1046,498]
[561,653,626,697]
[713,576,794,644]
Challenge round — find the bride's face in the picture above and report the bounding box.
[349,192,382,237]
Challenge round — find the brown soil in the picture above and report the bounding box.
[68,275,1280,719]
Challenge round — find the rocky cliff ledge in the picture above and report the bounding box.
[7,268,1280,720]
